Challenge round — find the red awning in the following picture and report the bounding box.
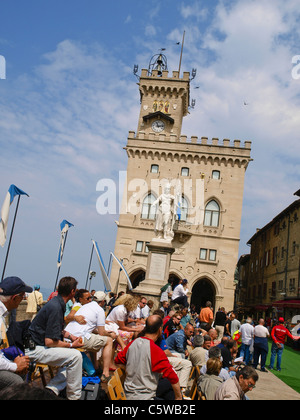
[255,305,271,310]
[272,300,300,308]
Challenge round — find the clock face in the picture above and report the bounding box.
[152,120,165,133]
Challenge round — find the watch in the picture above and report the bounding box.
[152,120,165,133]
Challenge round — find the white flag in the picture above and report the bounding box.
[92,240,112,292]
[57,220,74,268]
[0,185,29,247]
[110,251,133,291]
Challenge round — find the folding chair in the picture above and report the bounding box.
[107,370,127,400]
[30,364,55,387]
[199,391,206,401]
[189,365,202,401]
[189,366,195,381]
[115,366,125,385]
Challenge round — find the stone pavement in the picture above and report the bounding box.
[250,369,300,400]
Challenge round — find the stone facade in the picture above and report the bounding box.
[110,65,252,312]
[235,193,300,320]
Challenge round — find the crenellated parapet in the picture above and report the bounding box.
[126,131,252,168]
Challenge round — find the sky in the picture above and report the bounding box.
[0,0,300,297]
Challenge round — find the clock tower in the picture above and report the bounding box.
[110,53,252,313]
[137,54,190,138]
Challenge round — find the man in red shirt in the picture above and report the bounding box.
[269,317,299,371]
[115,315,182,400]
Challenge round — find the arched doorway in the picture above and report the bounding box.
[130,269,146,290]
[191,278,216,313]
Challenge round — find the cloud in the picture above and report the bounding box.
[180,1,208,21]
[145,25,157,37]
[176,0,300,252]
[0,39,139,287]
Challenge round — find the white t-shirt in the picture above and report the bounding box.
[141,305,150,318]
[106,304,128,324]
[254,325,269,338]
[240,323,254,345]
[129,305,144,321]
[171,284,185,301]
[65,301,105,340]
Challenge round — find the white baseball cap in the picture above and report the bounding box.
[93,291,106,302]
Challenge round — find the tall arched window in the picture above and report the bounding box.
[177,196,189,222]
[204,200,220,227]
[141,193,157,220]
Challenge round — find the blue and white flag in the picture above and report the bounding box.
[0,185,29,247]
[110,251,133,291]
[92,240,112,292]
[57,220,74,268]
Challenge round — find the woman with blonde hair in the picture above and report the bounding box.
[106,294,144,351]
[197,357,223,400]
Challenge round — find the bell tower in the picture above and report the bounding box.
[136,54,190,139]
[110,52,252,313]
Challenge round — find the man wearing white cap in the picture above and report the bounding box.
[64,291,116,383]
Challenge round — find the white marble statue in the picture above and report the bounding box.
[152,186,177,241]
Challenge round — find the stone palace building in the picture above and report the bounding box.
[110,54,252,312]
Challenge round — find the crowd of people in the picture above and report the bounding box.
[0,275,299,400]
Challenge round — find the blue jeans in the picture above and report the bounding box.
[269,342,284,370]
[240,343,251,365]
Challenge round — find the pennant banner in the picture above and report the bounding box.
[92,240,112,292]
[0,185,29,247]
[57,220,74,268]
[110,251,133,291]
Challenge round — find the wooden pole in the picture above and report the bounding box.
[1,195,21,281]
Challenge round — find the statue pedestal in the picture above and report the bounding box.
[133,240,175,297]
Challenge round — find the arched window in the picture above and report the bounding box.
[204,200,220,227]
[177,196,189,222]
[141,193,157,220]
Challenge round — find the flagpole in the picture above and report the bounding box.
[85,243,94,290]
[1,195,21,281]
[114,259,123,294]
[54,230,69,292]
[178,30,186,76]
[107,252,112,277]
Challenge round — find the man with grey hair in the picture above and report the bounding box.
[200,346,230,381]
[240,317,254,365]
[215,366,259,400]
[189,335,207,368]
[0,277,32,390]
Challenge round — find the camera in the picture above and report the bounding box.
[23,333,36,351]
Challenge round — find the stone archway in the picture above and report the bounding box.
[191,278,216,313]
[130,269,146,290]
